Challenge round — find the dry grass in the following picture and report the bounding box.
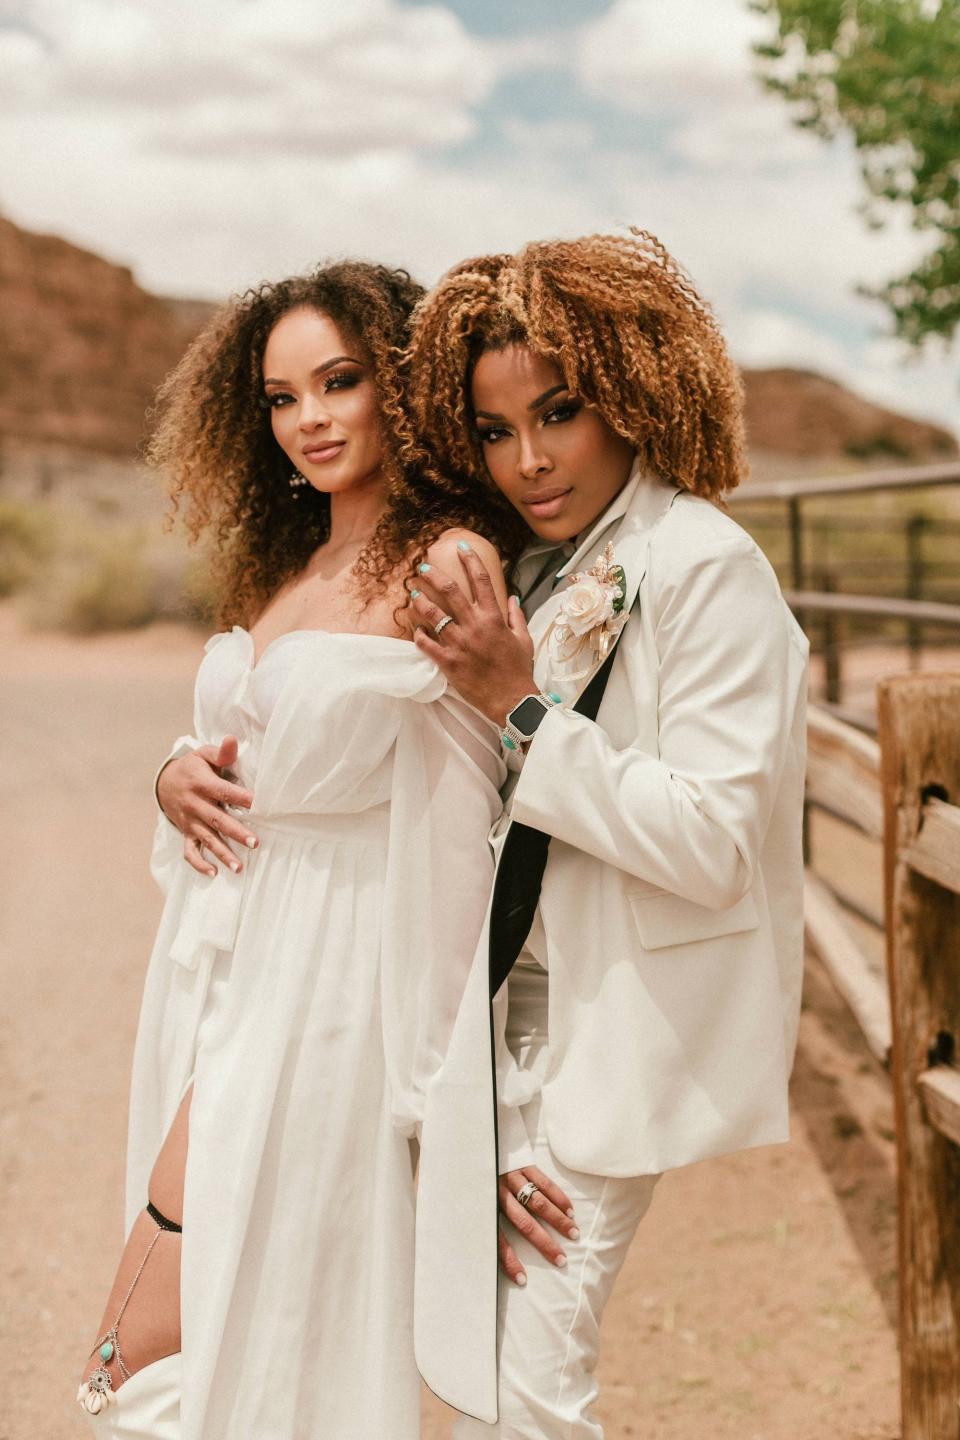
[0,497,216,634]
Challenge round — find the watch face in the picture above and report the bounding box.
[510,696,548,734]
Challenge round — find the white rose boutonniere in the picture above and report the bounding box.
[547,542,628,682]
[562,574,616,636]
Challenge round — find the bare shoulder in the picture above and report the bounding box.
[425,528,510,614]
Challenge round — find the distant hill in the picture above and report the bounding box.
[0,218,214,456]
[742,366,956,464]
[0,218,955,467]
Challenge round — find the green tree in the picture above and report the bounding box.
[751,0,960,348]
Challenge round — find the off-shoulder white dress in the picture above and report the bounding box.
[126,626,504,1440]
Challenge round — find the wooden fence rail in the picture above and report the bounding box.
[805,677,960,1438]
[730,463,960,719]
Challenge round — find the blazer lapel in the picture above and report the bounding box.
[486,480,680,989]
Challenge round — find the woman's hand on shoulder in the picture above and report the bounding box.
[157,735,258,877]
[407,531,537,725]
[426,529,510,620]
[399,528,509,639]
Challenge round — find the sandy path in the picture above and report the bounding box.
[0,608,900,1439]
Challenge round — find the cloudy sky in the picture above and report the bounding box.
[2,0,957,431]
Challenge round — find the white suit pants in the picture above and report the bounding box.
[454,966,659,1439]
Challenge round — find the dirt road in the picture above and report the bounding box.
[0,607,900,1439]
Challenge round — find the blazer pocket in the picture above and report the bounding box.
[629,888,759,951]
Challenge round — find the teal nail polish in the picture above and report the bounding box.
[410,588,420,599]
[418,563,431,574]
[457,540,472,553]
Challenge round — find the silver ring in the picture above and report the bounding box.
[433,615,454,637]
[516,1180,539,1210]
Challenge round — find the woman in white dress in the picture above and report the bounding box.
[75,260,526,1440]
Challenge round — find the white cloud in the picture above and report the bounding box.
[854,336,959,431]
[579,0,764,106]
[578,0,826,173]
[3,0,492,154]
[670,96,821,171]
[733,308,854,376]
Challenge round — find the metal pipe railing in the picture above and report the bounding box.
[728,460,960,504]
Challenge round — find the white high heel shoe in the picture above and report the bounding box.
[78,1353,180,1439]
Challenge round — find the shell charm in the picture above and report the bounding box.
[77,1366,118,1414]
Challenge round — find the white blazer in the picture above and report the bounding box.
[415,471,809,1421]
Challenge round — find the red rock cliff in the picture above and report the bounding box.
[0,217,213,456]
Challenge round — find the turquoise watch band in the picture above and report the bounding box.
[501,691,562,752]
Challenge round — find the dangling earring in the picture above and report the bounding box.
[289,468,309,499]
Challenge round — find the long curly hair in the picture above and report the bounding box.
[408,228,746,500]
[147,260,525,627]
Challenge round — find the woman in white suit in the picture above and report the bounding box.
[406,229,809,1437]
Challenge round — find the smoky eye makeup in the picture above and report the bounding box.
[323,368,361,392]
[543,398,582,424]
[474,422,508,445]
[259,391,294,410]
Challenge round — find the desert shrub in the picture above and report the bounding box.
[23,526,156,634]
[0,500,59,596]
[179,550,219,626]
[140,531,216,627]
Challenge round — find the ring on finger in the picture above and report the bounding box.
[516,1180,540,1210]
[433,614,455,637]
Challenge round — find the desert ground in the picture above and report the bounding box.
[1,603,901,1440]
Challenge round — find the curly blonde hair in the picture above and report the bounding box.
[408,228,746,500]
[147,260,525,627]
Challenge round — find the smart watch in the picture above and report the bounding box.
[501,691,562,752]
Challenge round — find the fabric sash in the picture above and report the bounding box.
[488,609,632,998]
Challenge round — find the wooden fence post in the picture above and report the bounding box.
[878,674,960,1439]
[788,494,805,636]
[818,569,842,706]
[907,514,929,669]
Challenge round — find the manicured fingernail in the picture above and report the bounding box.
[569,1227,580,1241]
[457,540,472,553]
[230,861,241,874]
[515,1272,527,1287]
[245,836,257,849]
[554,1254,567,1268]
[410,589,420,599]
[418,563,431,574]
[566,1209,575,1219]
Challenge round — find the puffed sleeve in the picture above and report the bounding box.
[150,736,200,894]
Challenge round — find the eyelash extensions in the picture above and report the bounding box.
[259,371,362,410]
[476,398,582,444]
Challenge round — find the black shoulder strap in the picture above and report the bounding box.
[488,610,631,998]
